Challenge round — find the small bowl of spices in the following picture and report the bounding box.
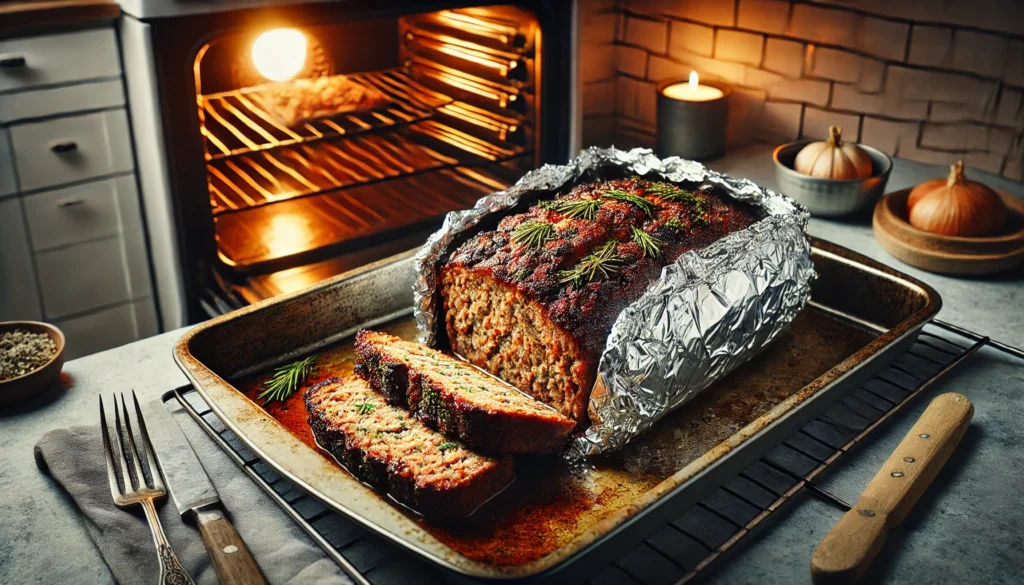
[0,321,65,406]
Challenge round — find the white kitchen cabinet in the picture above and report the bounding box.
[0,24,160,358]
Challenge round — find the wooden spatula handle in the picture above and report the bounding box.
[810,392,973,585]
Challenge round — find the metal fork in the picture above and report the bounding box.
[100,392,195,585]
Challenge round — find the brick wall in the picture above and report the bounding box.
[579,0,1024,182]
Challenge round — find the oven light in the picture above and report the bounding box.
[252,28,307,82]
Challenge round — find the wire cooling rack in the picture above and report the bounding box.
[171,319,1021,585]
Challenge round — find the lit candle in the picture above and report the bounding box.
[657,71,731,161]
[661,71,725,102]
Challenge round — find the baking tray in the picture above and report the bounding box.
[173,236,940,583]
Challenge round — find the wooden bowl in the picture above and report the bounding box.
[0,321,66,406]
[873,188,1024,275]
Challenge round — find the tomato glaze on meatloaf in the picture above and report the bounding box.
[440,177,756,424]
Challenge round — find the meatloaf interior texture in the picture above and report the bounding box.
[354,330,575,454]
[441,177,756,424]
[304,377,514,517]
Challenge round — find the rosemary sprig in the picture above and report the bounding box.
[664,217,686,231]
[354,402,377,415]
[438,442,459,452]
[630,226,664,259]
[258,356,317,405]
[510,221,555,248]
[559,240,624,289]
[648,182,703,206]
[540,198,603,220]
[602,189,657,217]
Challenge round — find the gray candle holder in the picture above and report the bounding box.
[656,78,731,162]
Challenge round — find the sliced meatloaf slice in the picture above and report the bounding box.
[304,377,514,517]
[441,177,756,424]
[353,330,575,454]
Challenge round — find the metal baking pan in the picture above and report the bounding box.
[173,236,940,583]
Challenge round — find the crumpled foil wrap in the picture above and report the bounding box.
[414,147,815,458]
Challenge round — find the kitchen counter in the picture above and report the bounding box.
[0,1,119,38]
[1,142,1021,585]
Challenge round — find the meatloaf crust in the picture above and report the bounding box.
[354,330,575,454]
[305,377,514,517]
[441,177,755,423]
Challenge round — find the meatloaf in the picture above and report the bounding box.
[305,377,514,517]
[255,75,391,127]
[440,177,756,424]
[353,330,575,454]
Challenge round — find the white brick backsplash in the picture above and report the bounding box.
[582,43,617,82]
[737,0,790,35]
[582,12,618,47]
[952,30,1009,79]
[581,0,616,17]
[742,67,830,106]
[627,0,735,26]
[1006,40,1024,87]
[1004,156,1023,182]
[861,117,919,156]
[618,45,648,78]
[582,115,616,149]
[763,38,805,79]
[920,123,989,151]
[908,25,953,67]
[670,21,714,58]
[831,84,928,120]
[617,76,658,126]
[583,80,617,116]
[759,101,803,141]
[996,88,1023,127]
[802,107,861,142]
[617,117,657,148]
[789,4,859,47]
[727,86,769,141]
[929,102,989,124]
[858,59,885,93]
[715,30,764,66]
[656,50,745,84]
[859,17,909,62]
[989,127,1017,153]
[625,16,669,54]
[810,47,862,84]
[963,151,1007,175]
[899,141,962,165]
[887,66,998,110]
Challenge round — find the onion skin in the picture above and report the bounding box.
[907,161,1007,237]
[794,126,873,180]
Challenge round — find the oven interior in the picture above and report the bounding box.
[192,5,540,313]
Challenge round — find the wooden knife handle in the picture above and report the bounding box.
[810,392,973,585]
[195,508,267,585]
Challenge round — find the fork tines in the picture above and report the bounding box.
[99,392,165,502]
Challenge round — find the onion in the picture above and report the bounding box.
[906,161,1007,237]
[793,125,873,180]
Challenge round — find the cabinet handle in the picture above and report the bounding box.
[49,140,78,154]
[0,53,26,68]
[57,197,86,208]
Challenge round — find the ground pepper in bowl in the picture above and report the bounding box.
[0,329,58,381]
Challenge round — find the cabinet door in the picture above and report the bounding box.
[0,198,43,320]
[0,29,120,93]
[0,128,15,198]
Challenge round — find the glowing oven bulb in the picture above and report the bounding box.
[252,28,307,82]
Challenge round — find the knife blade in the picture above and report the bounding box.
[142,399,267,585]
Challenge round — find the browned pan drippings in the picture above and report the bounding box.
[240,308,876,566]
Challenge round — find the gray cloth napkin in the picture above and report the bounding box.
[34,399,353,585]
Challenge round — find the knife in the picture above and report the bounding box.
[810,392,974,584]
[142,400,267,585]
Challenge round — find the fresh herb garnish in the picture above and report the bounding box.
[630,226,664,259]
[540,198,603,220]
[559,240,624,289]
[258,356,317,405]
[602,189,657,217]
[648,182,704,207]
[510,221,554,249]
[438,442,458,452]
[354,402,377,415]
[664,217,686,231]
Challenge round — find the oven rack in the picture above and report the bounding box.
[172,320,1014,585]
[199,69,453,161]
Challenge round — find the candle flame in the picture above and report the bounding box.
[689,70,698,93]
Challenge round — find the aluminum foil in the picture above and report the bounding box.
[414,147,814,458]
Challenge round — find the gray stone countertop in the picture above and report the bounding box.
[1,142,1021,585]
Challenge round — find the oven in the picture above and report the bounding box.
[119,0,576,328]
